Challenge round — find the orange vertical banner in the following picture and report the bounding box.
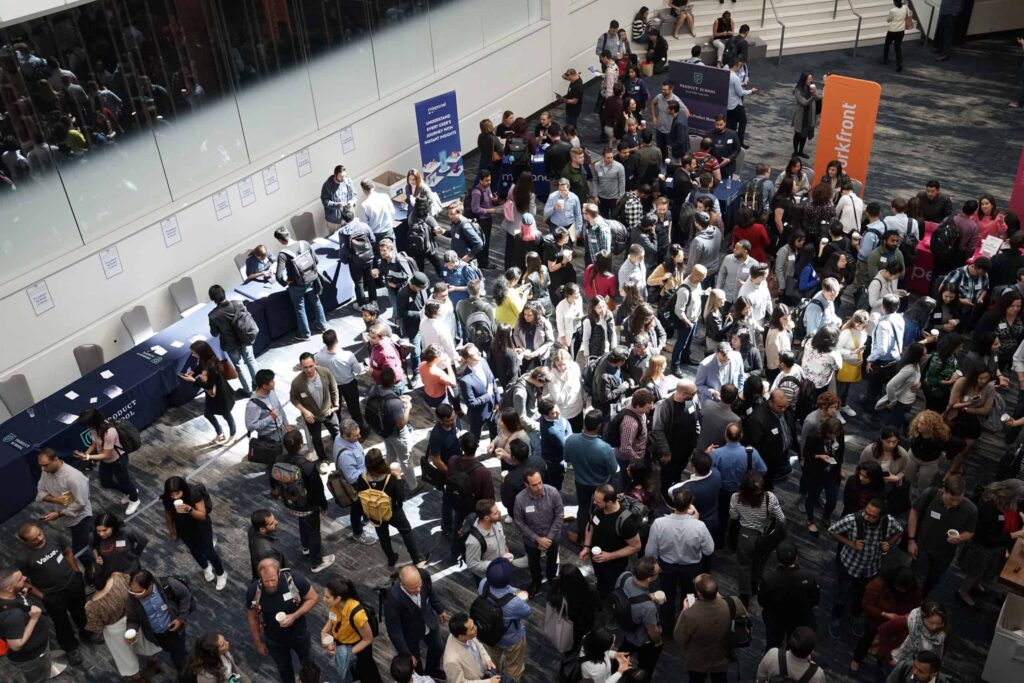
[813,75,882,197]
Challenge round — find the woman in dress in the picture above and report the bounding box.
[802,324,843,397]
[957,479,1024,605]
[579,296,618,364]
[802,416,844,535]
[356,450,428,567]
[555,283,584,356]
[419,344,457,411]
[91,512,148,588]
[729,470,786,605]
[84,571,160,682]
[161,475,227,590]
[836,310,869,413]
[791,71,822,159]
[320,577,382,683]
[188,632,249,683]
[946,362,996,473]
[764,304,793,383]
[549,348,586,433]
[181,340,236,444]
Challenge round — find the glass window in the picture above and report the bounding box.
[427,0,484,71]
[480,0,530,45]
[366,1,434,97]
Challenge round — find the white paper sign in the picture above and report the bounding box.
[160,216,181,247]
[170,341,184,349]
[100,370,114,379]
[151,345,167,356]
[340,127,355,154]
[65,391,79,400]
[296,148,312,176]
[237,177,257,207]
[99,245,123,279]
[213,191,232,220]
[26,281,54,316]
[89,397,98,404]
[262,165,279,194]
[979,235,1004,258]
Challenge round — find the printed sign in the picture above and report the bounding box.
[668,62,731,135]
[813,75,882,196]
[414,91,464,203]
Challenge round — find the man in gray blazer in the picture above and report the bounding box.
[695,383,741,453]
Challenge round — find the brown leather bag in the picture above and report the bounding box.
[217,358,238,381]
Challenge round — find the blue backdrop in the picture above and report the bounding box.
[414,90,465,203]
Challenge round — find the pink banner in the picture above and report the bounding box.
[1011,145,1024,218]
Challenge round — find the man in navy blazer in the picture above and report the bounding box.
[384,566,449,678]
[456,344,499,441]
[694,341,745,406]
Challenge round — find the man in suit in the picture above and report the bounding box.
[694,342,745,406]
[384,565,449,679]
[442,612,499,683]
[695,383,741,453]
[456,343,499,442]
[742,389,797,490]
[289,352,339,472]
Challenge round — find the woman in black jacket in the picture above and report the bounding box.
[841,461,886,517]
[161,476,227,590]
[182,340,235,444]
[357,450,428,568]
[489,323,521,390]
[91,512,148,588]
[801,416,845,535]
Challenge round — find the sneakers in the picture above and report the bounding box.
[840,405,857,417]
[215,572,228,591]
[512,556,530,568]
[352,532,377,545]
[125,499,141,516]
[301,548,311,556]
[203,564,216,583]
[829,618,842,639]
[312,554,336,573]
[837,413,847,425]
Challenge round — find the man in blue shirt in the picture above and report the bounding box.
[726,57,758,148]
[427,404,463,537]
[709,115,741,179]
[538,398,570,491]
[709,422,766,537]
[856,202,885,291]
[478,558,531,681]
[333,419,377,546]
[564,409,619,544]
[543,178,583,238]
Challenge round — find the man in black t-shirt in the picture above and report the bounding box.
[561,69,584,127]
[578,484,643,597]
[15,523,93,664]
[246,558,318,683]
[0,567,53,682]
[278,431,335,574]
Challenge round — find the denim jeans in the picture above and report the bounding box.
[204,400,236,436]
[69,515,95,567]
[672,321,696,368]
[225,345,259,393]
[287,284,327,339]
[333,643,357,683]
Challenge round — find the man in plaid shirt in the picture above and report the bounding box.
[827,499,903,639]
[940,257,991,320]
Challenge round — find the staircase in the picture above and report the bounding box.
[661,0,920,61]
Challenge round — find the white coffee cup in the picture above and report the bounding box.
[947,529,960,538]
[275,611,287,624]
[1002,413,1013,424]
[322,635,334,648]
[651,590,666,605]
[390,463,402,476]
[591,546,603,557]
[173,499,186,511]
[124,628,137,641]
[930,329,940,337]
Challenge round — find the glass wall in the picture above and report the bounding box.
[0,0,541,285]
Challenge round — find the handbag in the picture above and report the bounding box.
[543,599,575,653]
[217,358,239,381]
[905,10,915,31]
[247,435,282,465]
[326,472,359,507]
[755,495,787,555]
[639,61,654,77]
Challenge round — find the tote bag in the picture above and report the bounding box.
[543,599,575,653]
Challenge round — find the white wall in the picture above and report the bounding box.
[0,0,634,399]
[0,0,93,27]
[967,0,1024,35]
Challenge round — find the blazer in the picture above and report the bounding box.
[289,367,338,421]
[442,634,492,683]
[694,351,745,405]
[742,402,797,475]
[457,363,499,422]
[695,400,742,453]
[383,569,444,656]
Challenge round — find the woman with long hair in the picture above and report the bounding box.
[639,354,674,404]
[549,348,586,432]
[836,310,869,412]
[647,244,687,300]
[357,449,428,567]
[946,362,996,473]
[792,243,821,299]
[161,475,227,590]
[819,159,848,200]
[723,296,763,373]
[964,330,1009,391]
[860,426,909,488]
[579,296,618,364]
[902,296,937,348]
[501,171,537,270]
[492,278,526,328]
[791,71,821,159]
[405,172,445,276]
[513,301,556,371]
[842,461,887,517]
[488,407,530,466]
[84,569,159,682]
[730,470,785,604]
[477,118,502,175]
[774,228,806,304]
[181,339,236,444]
[972,193,1008,247]
[906,410,961,491]
[523,250,553,315]
[188,632,247,683]
[803,182,837,239]
[802,416,844,535]
[730,206,770,263]
[957,479,1024,605]
[419,344,457,410]
[74,408,140,515]
[624,303,667,353]
[547,564,600,654]
[920,332,961,412]
[764,304,793,383]
[933,282,966,333]
[881,342,926,431]
[615,282,646,328]
[888,601,950,670]
[703,288,727,352]
[555,283,584,356]
[977,289,1024,369]
[583,251,618,301]
[771,177,801,242]
[489,323,521,389]
[91,512,148,588]
[802,324,843,396]
[320,577,382,683]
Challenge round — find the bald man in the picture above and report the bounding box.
[245,558,318,682]
[384,565,449,679]
[742,389,797,490]
[651,380,702,498]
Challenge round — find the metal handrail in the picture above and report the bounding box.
[761,0,786,65]
[843,0,864,55]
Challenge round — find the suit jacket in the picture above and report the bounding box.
[457,363,499,422]
[742,402,797,478]
[384,569,444,656]
[442,634,492,683]
[694,352,744,406]
[289,367,338,421]
[675,595,742,673]
[695,400,741,453]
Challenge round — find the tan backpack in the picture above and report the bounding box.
[358,475,393,526]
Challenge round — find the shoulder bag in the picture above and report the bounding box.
[543,598,575,653]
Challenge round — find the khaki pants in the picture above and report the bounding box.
[484,637,526,682]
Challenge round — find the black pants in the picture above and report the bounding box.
[566,106,581,128]
[338,380,365,431]
[621,641,662,677]
[526,541,560,585]
[598,196,618,219]
[297,512,323,565]
[308,417,339,463]
[267,632,312,683]
[151,627,188,673]
[918,547,953,597]
[478,215,493,268]
[687,671,727,682]
[937,13,956,56]
[349,261,375,305]
[374,510,424,566]
[44,573,88,652]
[413,250,445,280]
[658,561,702,630]
[409,627,446,678]
[883,30,905,66]
[765,612,814,651]
[726,105,747,146]
[792,133,807,155]
[181,528,224,575]
[593,557,629,598]
[504,233,516,270]
[575,483,597,538]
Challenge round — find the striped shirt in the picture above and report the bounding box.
[729,491,785,530]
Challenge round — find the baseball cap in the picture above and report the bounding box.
[410,272,430,289]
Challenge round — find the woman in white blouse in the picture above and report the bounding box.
[549,348,586,432]
[764,304,793,383]
[882,0,911,72]
[555,283,584,357]
[836,311,869,415]
[579,629,632,683]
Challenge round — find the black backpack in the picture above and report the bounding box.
[778,375,816,421]
[162,575,198,616]
[470,583,515,646]
[348,231,375,265]
[283,242,320,285]
[105,419,142,456]
[602,409,634,447]
[722,36,739,67]
[581,355,604,399]
[741,177,769,221]
[444,461,482,508]
[506,137,528,161]
[465,310,495,350]
[606,573,651,632]
[231,302,259,346]
[407,218,433,256]
[791,297,824,342]
[726,595,752,659]
[767,647,819,683]
[607,219,629,255]
[929,216,959,261]
[453,513,486,566]
[350,602,381,637]
[364,389,396,438]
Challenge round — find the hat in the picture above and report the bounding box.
[485,557,512,588]
[562,68,578,79]
[521,213,535,225]
[410,272,430,289]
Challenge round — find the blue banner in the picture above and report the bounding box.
[414,91,464,203]
[668,61,731,136]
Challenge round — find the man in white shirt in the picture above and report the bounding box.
[314,329,365,431]
[360,178,396,243]
[738,264,772,328]
[420,301,457,362]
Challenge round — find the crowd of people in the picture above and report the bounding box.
[4,8,1024,683]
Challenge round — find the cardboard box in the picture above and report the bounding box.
[983,593,1024,683]
[372,170,405,201]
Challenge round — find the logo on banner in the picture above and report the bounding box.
[693,72,704,86]
[80,429,94,448]
[813,75,881,195]
[3,433,14,443]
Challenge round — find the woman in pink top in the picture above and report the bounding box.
[583,251,618,301]
[973,194,1007,244]
[418,344,457,410]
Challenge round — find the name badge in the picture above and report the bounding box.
[329,612,338,621]
[282,591,293,601]
[929,510,942,520]
[933,312,943,319]
[592,515,601,526]
[525,505,536,513]
[788,254,796,262]
[999,322,1008,330]
[746,407,753,415]
[687,404,695,414]
[879,256,889,264]
[771,428,779,435]
[115,540,127,548]
[160,604,168,611]
[300,392,308,398]
[998,514,1006,522]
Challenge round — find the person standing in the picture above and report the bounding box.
[729,471,786,605]
[442,613,499,683]
[274,226,328,341]
[0,567,54,683]
[368,367,417,492]
[246,369,291,490]
[360,179,396,243]
[615,557,664,674]
[756,627,826,683]
[650,381,701,498]
[207,284,260,396]
[671,266,707,373]
[579,484,643,597]
[125,569,193,675]
[35,448,94,576]
[74,408,141,516]
[14,523,93,665]
[564,409,619,544]
[384,566,449,680]
[476,558,531,682]
[315,329,366,433]
[791,72,821,159]
[757,543,821,650]
[333,420,379,547]
[561,68,584,128]
[246,558,319,683]
[935,0,962,62]
[1011,37,1024,109]
[160,476,228,591]
[726,60,757,148]
[248,509,288,579]
[513,469,564,596]
[320,577,382,683]
[907,474,977,596]
[182,340,237,443]
[321,165,356,227]
[650,81,684,159]
[675,573,746,683]
[276,431,336,574]
[883,1,911,72]
[290,352,340,472]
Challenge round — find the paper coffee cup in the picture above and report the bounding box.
[173,499,186,510]
[322,635,334,647]
[390,463,402,476]
[651,590,666,605]
[930,329,940,337]
[124,628,137,640]
[591,546,603,557]
[947,529,960,538]
[1002,413,1013,424]
[275,611,287,624]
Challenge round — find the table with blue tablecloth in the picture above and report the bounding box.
[497,153,550,201]
[663,175,744,231]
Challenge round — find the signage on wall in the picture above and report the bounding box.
[296,148,312,177]
[262,165,279,194]
[160,216,181,247]
[212,190,232,221]
[238,177,257,207]
[340,127,356,154]
[667,61,731,135]
[813,74,881,196]
[99,246,123,279]
[414,90,464,203]
[26,280,54,316]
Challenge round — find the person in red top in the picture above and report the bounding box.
[730,206,770,263]
[368,322,405,388]
[851,567,922,672]
[692,137,722,185]
[583,251,618,300]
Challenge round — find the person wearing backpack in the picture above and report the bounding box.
[0,567,54,683]
[159,476,228,591]
[207,284,259,396]
[674,572,747,682]
[612,558,663,675]
[579,484,643,597]
[755,627,825,683]
[474,558,531,681]
[126,569,194,675]
[757,544,821,652]
[246,558,319,683]
[336,207,378,307]
[74,408,141,516]
[357,450,429,568]
[275,430,336,574]
[384,566,449,680]
[320,577,383,683]
[273,226,328,342]
[464,499,515,578]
